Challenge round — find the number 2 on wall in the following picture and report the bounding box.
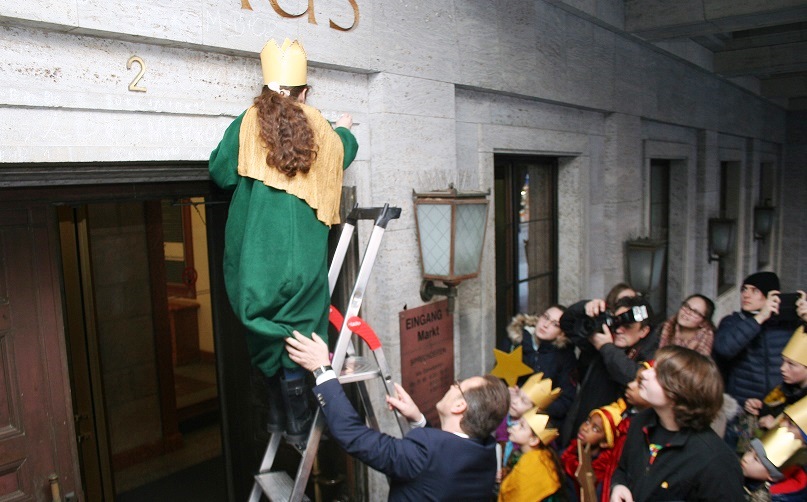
[127,56,147,92]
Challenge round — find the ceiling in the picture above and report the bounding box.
[625,0,807,111]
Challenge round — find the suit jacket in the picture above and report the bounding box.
[314,378,498,501]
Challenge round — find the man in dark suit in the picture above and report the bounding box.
[286,331,509,501]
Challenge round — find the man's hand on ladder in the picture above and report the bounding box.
[286,331,331,371]
[386,383,424,423]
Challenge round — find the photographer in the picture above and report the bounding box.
[712,272,804,449]
[559,296,659,446]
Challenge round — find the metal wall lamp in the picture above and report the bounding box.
[624,238,667,295]
[708,218,736,263]
[753,204,775,240]
[413,184,490,313]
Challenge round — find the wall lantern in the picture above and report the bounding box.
[413,184,490,312]
[753,203,776,240]
[708,218,736,263]
[624,238,667,295]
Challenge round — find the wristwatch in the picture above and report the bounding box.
[313,365,333,379]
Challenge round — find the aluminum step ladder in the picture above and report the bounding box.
[249,204,410,502]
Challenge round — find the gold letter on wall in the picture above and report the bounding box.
[329,0,359,31]
[269,0,317,25]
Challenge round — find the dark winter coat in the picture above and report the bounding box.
[511,324,577,424]
[611,409,744,502]
[558,300,659,447]
[712,311,798,407]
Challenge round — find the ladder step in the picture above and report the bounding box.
[338,356,382,384]
[254,471,311,502]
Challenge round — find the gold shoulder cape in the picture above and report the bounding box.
[237,102,345,226]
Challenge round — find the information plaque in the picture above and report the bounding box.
[399,300,454,426]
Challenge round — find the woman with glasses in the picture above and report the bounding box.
[655,294,716,357]
[507,304,577,426]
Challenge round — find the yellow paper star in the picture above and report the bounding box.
[489,346,534,387]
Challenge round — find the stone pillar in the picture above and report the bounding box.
[364,72,459,501]
[601,112,642,289]
[697,130,725,312]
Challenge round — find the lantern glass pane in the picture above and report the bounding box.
[712,222,734,255]
[651,246,666,291]
[416,203,451,275]
[454,203,487,276]
[627,247,653,293]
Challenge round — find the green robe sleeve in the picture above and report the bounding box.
[209,111,246,190]
[334,126,358,169]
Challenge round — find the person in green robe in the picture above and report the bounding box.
[209,38,358,445]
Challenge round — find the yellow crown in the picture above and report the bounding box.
[521,372,561,410]
[785,394,807,433]
[260,38,307,87]
[591,398,627,448]
[758,427,804,468]
[782,326,807,368]
[522,408,557,445]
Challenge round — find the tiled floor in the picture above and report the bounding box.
[115,360,222,496]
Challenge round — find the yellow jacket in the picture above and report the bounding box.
[498,448,561,502]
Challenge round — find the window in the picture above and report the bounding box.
[649,159,670,320]
[718,161,740,292]
[494,155,558,350]
[757,162,775,267]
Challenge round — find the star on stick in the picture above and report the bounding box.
[489,346,533,386]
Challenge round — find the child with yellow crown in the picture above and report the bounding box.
[495,372,561,479]
[561,398,626,501]
[741,425,807,501]
[209,38,358,446]
[745,326,807,431]
[497,409,563,502]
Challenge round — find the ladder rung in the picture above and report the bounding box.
[255,471,311,502]
[338,356,381,384]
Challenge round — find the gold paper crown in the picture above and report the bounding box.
[591,398,627,448]
[521,372,561,410]
[785,394,807,433]
[757,427,804,468]
[522,408,558,445]
[260,38,307,87]
[782,326,807,367]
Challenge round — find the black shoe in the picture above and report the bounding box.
[261,373,286,434]
[281,376,314,447]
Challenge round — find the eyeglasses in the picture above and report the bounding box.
[541,312,561,329]
[454,379,466,401]
[680,302,706,319]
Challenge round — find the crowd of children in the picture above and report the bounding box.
[494,280,807,502]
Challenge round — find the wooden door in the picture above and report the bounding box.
[0,204,81,500]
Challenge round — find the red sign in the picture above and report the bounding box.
[399,300,454,426]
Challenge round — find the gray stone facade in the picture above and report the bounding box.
[2,1,805,498]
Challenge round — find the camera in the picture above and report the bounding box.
[580,305,650,335]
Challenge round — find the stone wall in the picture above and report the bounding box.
[1,1,804,497]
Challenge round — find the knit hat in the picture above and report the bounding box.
[749,427,803,482]
[742,271,780,297]
[590,398,627,448]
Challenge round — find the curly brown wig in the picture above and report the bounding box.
[253,85,318,177]
[654,345,724,430]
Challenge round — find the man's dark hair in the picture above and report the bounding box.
[614,295,653,328]
[460,375,509,439]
